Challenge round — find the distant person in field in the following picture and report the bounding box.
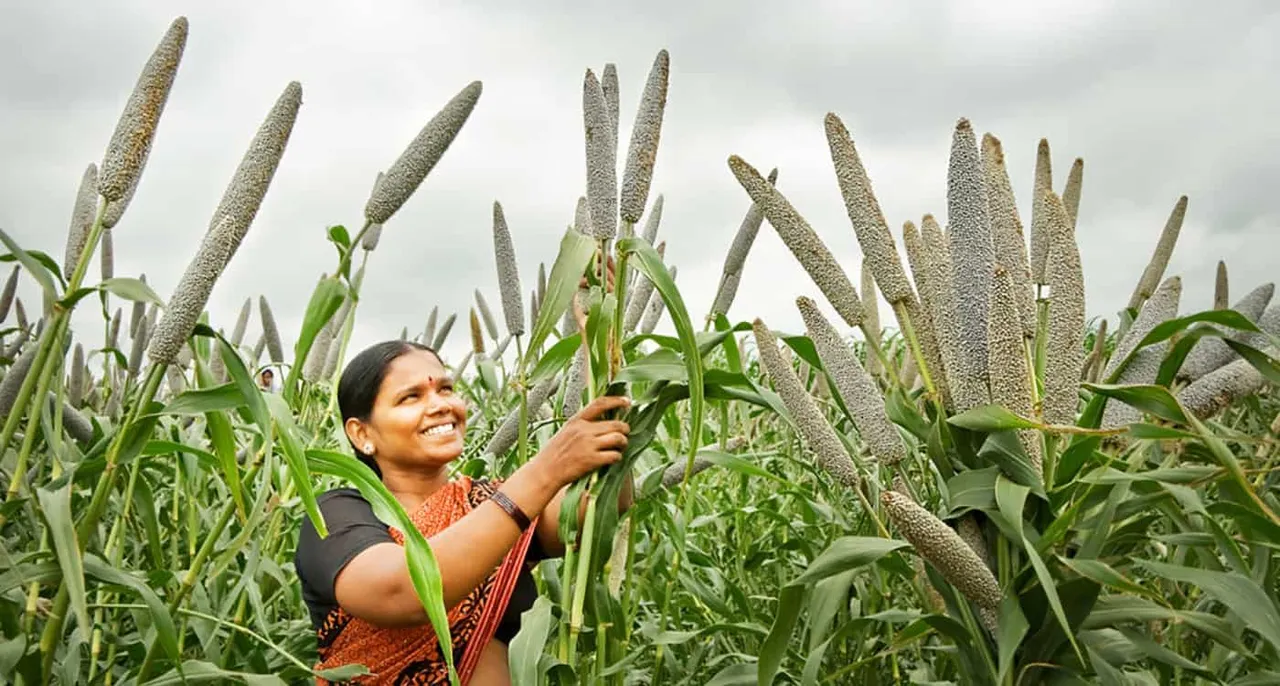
[258,368,274,392]
[294,264,630,684]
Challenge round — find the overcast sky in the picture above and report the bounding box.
[2,0,1277,377]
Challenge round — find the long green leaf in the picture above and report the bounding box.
[1133,558,1280,651]
[524,228,596,362]
[36,484,90,643]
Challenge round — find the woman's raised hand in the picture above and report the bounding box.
[532,395,630,489]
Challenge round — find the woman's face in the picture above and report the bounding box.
[359,350,467,469]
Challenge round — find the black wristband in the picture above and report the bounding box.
[490,490,532,531]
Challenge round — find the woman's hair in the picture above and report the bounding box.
[337,340,441,478]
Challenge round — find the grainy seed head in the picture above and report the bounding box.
[881,491,1002,611]
[364,81,482,225]
[230,297,251,346]
[98,17,188,208]
[69,343,86,407]
[14,299,28,333]
[956,514,994,571]
[207,81,302,246]
[129,316,150,376]
[530,288,540,328]
[987,264,1041,474]
[474,290,499,340]
[1063,158,1084,227]
[573,196,591,235]
[321,328,344,379]
[1178,356,1269,419]
[485,375,561,456]
[130,275,147,338]
[563,345,588,415]
[601,63,620,159]
[1101,276,1181,428]
[53,393,95,444]
[946,119,994,412]
[537,262,547,306]
[1178,282,1275,381]
[400,326,409,341]
[710,169,776,316]
[100,229,114,281]
[1029,138,1053,284]
[1214,260,1229,310]
[0,266,18,323]
[0,345,40,418]
[619,50,670,225]
[824,112,915,303]
[641,194,664,245]
[424,306,438,345]
[661,456,716,489]
[259,296,284,364]
[980,133,1036,340]
[148,214,247,366]
[469,308,485,354]
[304,298,348,382]
[431,313,456,350]
[860,261,882,375]
[251,334,266,364]
[796,297,905,466]
[583,70,617,240]
[1127,196,1188,311]
[107,308,122,350]
[1042,191,1086,425]
[492,201,525,336]
[921,214,959,410]
[752,318,860,488]
[64,163,99,281]
[729,155,863,328]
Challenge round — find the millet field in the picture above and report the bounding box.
[2,14,1280,686]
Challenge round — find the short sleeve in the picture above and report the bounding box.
[294,488,395,627]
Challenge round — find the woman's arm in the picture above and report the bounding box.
[330,395,631,628]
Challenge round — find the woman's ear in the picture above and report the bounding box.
[345,417,369,452]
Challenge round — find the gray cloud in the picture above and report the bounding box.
[1,0,1277,378]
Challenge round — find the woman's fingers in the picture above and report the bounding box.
[595,431,629,451]
[575,394,630,421]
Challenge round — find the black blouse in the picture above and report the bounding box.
[293,488,543,645]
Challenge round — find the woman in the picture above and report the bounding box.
[294,339,632,684]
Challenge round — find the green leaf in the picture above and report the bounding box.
[524,228,596,361]
[707,663,758,686]
[327,224,351,250]
[508,595,554,686]
[83,555,180,665]
[100,277,165,307]
[148,383,245,416]
[619,236,705,489]
[758,584,803,686]
[1022,531,1084,664]
[527,333,580,389]
[264,393,323,539]
[284,275,346,402]
[789,536,911,587]
[977,431,1045,497]
[995,475,1030,541]
[1223,338,1280,385]
[1059,557,1162,602]
[1132,558,1280,651]
[948,404,1041,432]
[0,227,58,300]
[616,348,687,384]
[997,592,1028,684]
[35,484,89,642]
[1083,383,1189,424]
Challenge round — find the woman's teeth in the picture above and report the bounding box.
[423,423,454,437]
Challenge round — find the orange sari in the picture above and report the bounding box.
[313,476,538,685]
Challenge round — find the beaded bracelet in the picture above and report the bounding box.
[489,490,532,531]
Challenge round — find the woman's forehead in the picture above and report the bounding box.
[383,350,447,385]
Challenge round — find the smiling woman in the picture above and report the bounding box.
[293,340,634,684]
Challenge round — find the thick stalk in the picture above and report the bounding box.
[892,301,936,398]
[2,317,68,509]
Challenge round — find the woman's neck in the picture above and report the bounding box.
[382,464,451,512]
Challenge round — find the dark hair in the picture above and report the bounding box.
[337,340,441,478]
